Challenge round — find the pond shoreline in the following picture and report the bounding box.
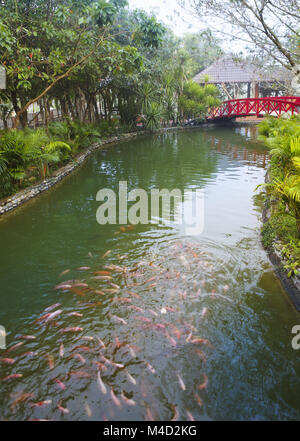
[0,125,209,217]
[261,174,300,312]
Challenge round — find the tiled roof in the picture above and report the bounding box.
[193,56,291,84]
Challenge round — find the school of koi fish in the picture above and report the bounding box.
[0,228,236,421]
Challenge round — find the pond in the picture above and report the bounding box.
[0,125,299,421]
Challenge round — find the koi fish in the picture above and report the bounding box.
[31,400,52,407]
[43,303,62,313]
[135,316,151,323]
[67,312,83,317]
[171,405,179,421]
[153,323,165,329]
[94,290,105,295]
[97,338,106,349]
[60,327,83,333]
[200,307,208,319]
[81,336,94,342]
[97,370,107,394]
[85,402,92,417]
[71,345,90,352]
[59,343,64,358]
[144,276,156,284]
[194,349,207,363]
[129,305,144,313]
[111,315,127,325]
[6,342,24,353]
[72,282,89,289]
[146,362,156,374]
[145,406,154,421]
[57,401,69,414]
[149,309,158,317]
[102,250,111,258]
[92,275,112,281]
[112,297,131,304]
[44,310,63,323]
[77,267,90,271]
[46,354,55,369]
[198,374,208,390]
[166,333,177,347]
[177,373,186,391]
[121,391,136,406]
[190,338,211,347]
[110,283,120,290]
[165,306,176,312]
[0,357,15,365]
[54,283,72,291]
[194,392,203,407]
[72,353,86,364]
[2,374,23,381]
[125,370,137,385]
[93,361,107,371]
[17,335,36,341]
[110,388,121,407]
[10,393,34,411]
[94,271,111,276]
[54,379,66,390]
[186,409,195,421]
[127,291,141,299]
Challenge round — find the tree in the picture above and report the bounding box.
[181,1,300,79]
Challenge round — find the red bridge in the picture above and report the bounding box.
[207,96,300,121]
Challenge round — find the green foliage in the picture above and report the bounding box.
[179,80,220,120]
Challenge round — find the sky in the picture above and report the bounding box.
[127,0,203,36]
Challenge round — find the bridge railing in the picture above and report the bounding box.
[207,96,300,120]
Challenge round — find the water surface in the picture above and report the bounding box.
[0,125,299,421]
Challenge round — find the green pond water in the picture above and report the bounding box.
[0,126,299,421]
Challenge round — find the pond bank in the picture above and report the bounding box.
[261,174,300,312]
[0,125,207,217]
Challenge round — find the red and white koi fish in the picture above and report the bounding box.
[121,391,136,406]
[77,266,90,271]
[67,312,83,318]
[59,343,64,358]
[111,315,127,325]
[177,373,186,391]
[31,400,52,407]
[166,333,177,347]
[2,374,23,381]
[198,374,208,390]
[110,283,120,290]
[71,345,90,352]
[129,305,145,313]
[97,370,107,394]
[20,351,38,358]
[125,370,136,385]
[44,303,62,313]
[146,362,156,374]
[17,335,36,341]
[60,327,83,333]
[72,283,89,288]
[94,290,105,295]
[54,379,66,390]
[54,283,72,291]
[57,401,69,414]
[44,310,63,323]
[153,323,166,330]
[6,342,24,353]
[110,388,121,407]
[190,338,211,347]
[92,275,112,281]
[186,409,195,421]
[0,357,15,365]
[135,316,151,323]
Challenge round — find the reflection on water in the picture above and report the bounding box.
[0,125,299,421]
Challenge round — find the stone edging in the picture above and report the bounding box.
[261,172,300,312]
[0,125,204,216]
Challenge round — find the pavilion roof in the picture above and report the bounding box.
[193,56,291,84]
